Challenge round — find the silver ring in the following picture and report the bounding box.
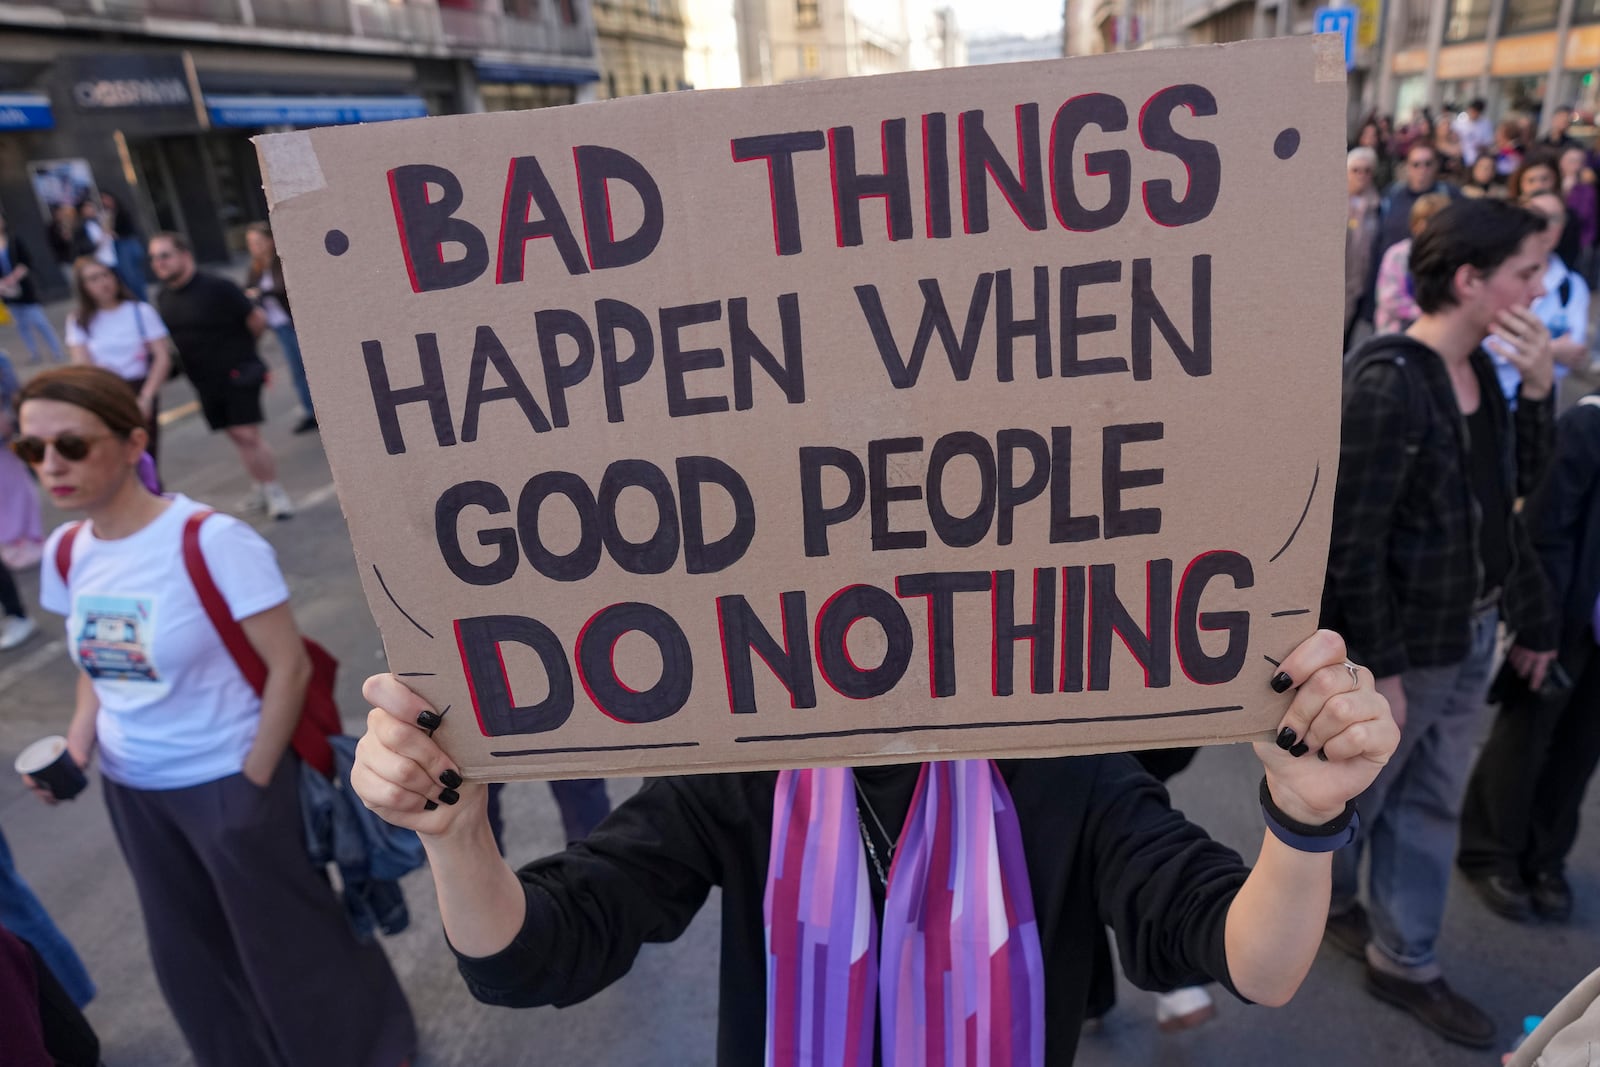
[1343,661,1362,691]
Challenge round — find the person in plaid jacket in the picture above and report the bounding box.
[1320,197,1559,1050]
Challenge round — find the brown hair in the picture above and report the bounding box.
[1409,191,1452,236]
[246,221,279,275]
[69,256,134,332]
[17,366,145,439]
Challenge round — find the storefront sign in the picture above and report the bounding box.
[0,92,55,131]
[61,53,194,113]
[206,94,428,129]
[257,36,1346,782]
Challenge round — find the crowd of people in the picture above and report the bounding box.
[0,97,1597,1067]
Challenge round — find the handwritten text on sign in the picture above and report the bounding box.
[258,36,1345,779]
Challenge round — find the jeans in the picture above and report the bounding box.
[1331,606,1498,979]
[114,237,147,301]
[271,323,314,417]
[486,779,612,854]
[0,825,95,1007]
[5,302,64,364]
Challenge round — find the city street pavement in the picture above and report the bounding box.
[0,313,1596,1065]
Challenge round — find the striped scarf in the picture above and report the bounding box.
[763,760,1044,1067]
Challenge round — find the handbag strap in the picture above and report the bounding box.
[182,510,269,696]
[54,521,85,584]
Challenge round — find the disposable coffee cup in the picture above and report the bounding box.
[14,736,88,801]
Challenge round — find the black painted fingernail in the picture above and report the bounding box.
[1290,742,1310,758]
[423,800,439,811]
[1276,727,1298,750]
[1317,749,1329,762]
[417,710,443,731]
[439,769,463,789]
[438,788,460,806]
[1271,672,1294,693]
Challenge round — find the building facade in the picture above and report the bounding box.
[594,0,689,98]
[735,0,963,84]
[0,0,600,297]
[1378,0,1600,126]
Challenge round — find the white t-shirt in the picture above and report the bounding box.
[64,301,169,382]
[40,495,290,790]
[257,270,292,329]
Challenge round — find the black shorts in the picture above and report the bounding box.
[195,378,264,431]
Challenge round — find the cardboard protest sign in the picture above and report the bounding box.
[257,35,1345,781]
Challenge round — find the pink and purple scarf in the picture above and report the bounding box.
[764,760,1044,1067]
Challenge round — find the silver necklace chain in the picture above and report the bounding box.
[853,778,896,890]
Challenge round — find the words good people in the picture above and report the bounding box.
[359,85,1254,738]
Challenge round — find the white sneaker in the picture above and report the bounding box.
[0,615,37,651]
[236,485,267,515]
[1154,985,1215,1032]
[263,482,295,521]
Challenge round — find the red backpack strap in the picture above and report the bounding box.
[54,522,85,584]
[182,511,269,696]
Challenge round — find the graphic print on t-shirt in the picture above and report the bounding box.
[73,595,160,684]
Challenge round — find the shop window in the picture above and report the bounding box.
[797,0,819,28]
[608,73,618,98]
[480,82,579,111]
[641,74,651,93]
[505,0,539,15]
[1444,0,1491,41]
[558,0,577,22]
[803,45,819,72]
[1504,0,1559,32]
[1577,0,1600,20]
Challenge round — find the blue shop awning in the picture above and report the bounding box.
[474,60,600,85]
[205,94,427,128]
[0,92,55,131]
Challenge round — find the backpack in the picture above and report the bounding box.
[55,510,341,777]
[1343,334,1432,457]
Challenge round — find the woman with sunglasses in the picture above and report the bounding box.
[11,366,416,1067]
[64,256,169,468]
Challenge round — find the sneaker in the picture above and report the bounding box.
[1365,966,1497,1049]
[0,615,36,651]
[263,483,295,521]
[292,414,319,434]
[1323,902,1370,961]
[236,486,267,514]
[1529,870,1574,922]
[1462,869,1533,921]
[1155,985,1215,1032]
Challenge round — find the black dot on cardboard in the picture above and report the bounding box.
[324,229,350,256]
[1274,128,1301,161]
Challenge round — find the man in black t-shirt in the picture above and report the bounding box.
[149,232,293,520]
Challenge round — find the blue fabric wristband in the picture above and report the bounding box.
[1259,776,1359,852]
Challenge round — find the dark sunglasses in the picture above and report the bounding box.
[10,432,111,464]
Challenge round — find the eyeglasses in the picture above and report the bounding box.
[10,432,112,464]
[149,250,180,261]
[1350,166,1374,173]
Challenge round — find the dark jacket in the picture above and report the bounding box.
[244,256,292,320]
[455,756,1247,1067]
[1527,395,1600,633]
[1321,336,1558,678]
[0,237,42,305]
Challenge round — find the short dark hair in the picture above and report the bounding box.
[1410,199,1546,314]
[1469,97,1487,113]
[149,230,190,254]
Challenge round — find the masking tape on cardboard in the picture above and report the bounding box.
[256,131,327,207]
